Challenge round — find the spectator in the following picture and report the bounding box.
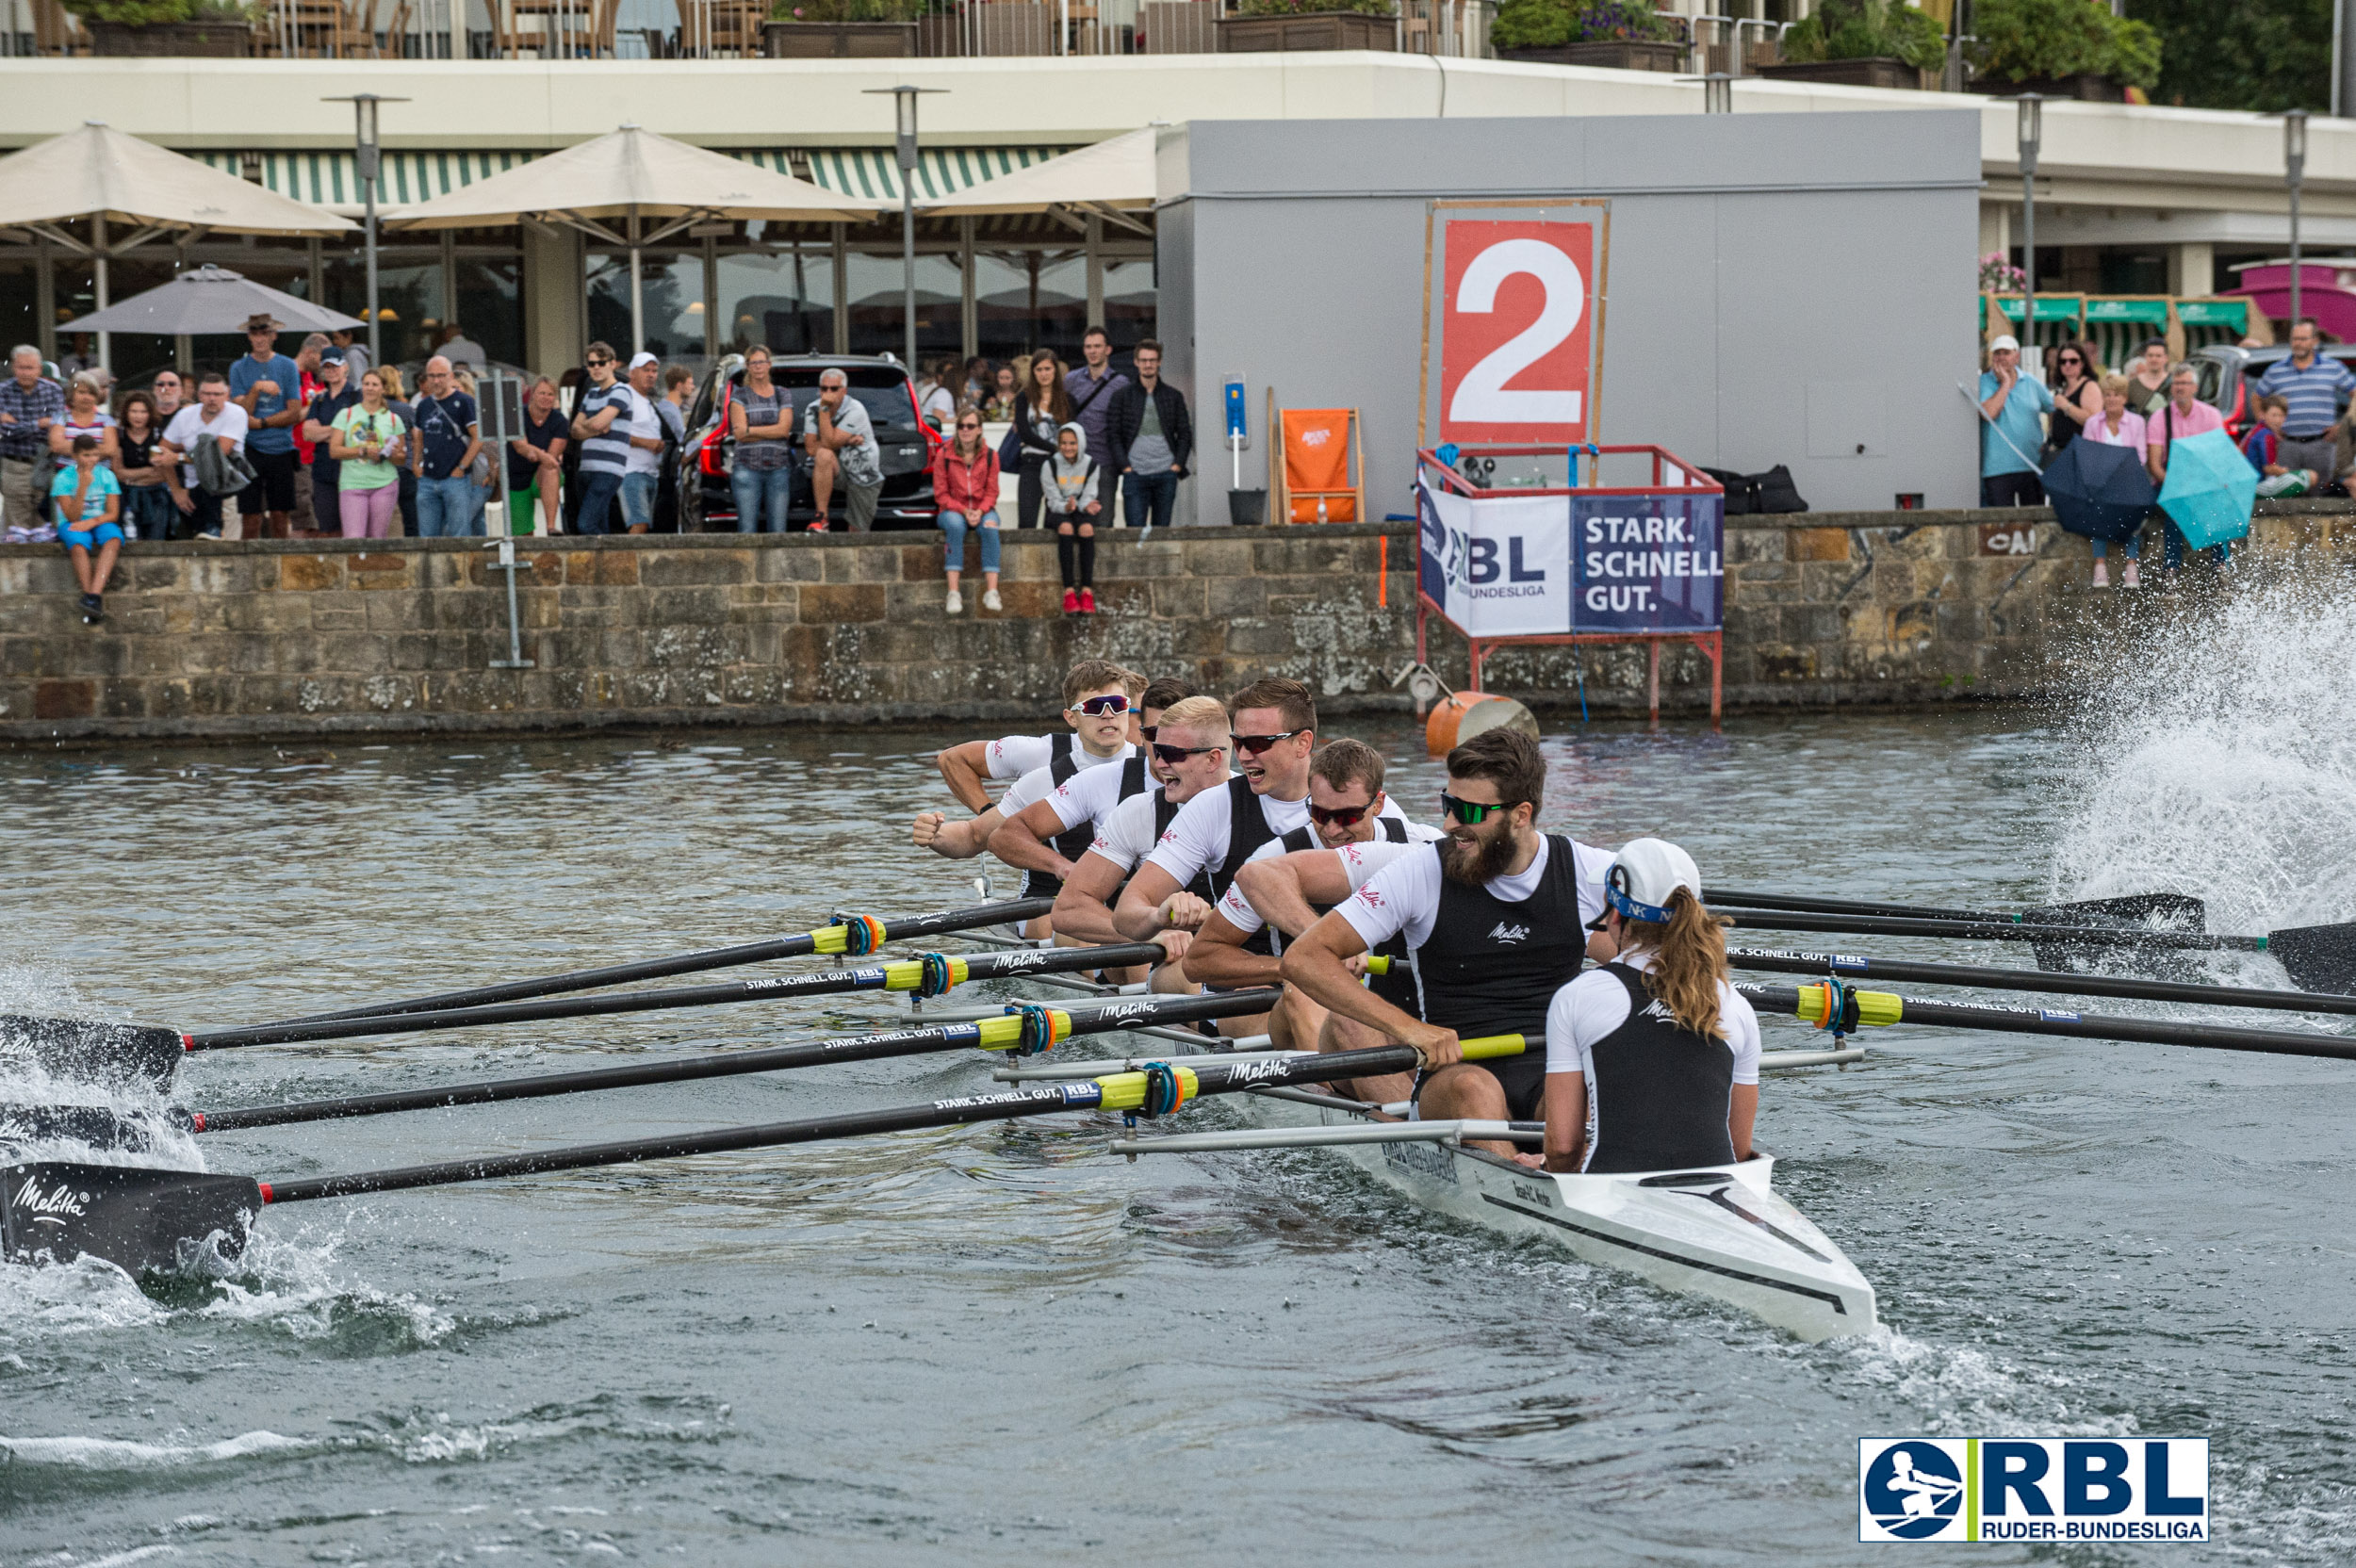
[149,369,185,425]
[411,354,487,538]
[2147,360,2233,572]
[0,344,64,533]
[728,344,794,535]
[159,371,251,542]
[916,357,957,433]
[379,363,418,536]
[2243,393,2313,498]
[981,363,1019,423]
[961,355,991,407]
[228,313,303,539]
[2082,372,2148,589]
[658,363,695,445]
[1042,419,1102,615]
[437,321,488,371]
[805,365,880,533]
[2252,318,2351,487]
[300,349,360,536]
[2043,340,2102,461]
[328,369,408,540]
[54,434,123,624]
[1013,352,1067,530]
[113,389,173,543]
[330,326,370,384]
[49,375,118,472]
[931,404,1002,615]
[621,351,666,534]
[1065,326,1128,475]
[2124,337,2172,418]
[287,333,331,536]
[1107,338,1190,535]
[58,333,100,384]
[569,342,632,535]
[1976,334,2051,507]
[507,375,567,537]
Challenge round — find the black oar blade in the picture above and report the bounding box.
[2022,893,2207,930]
[0,1016,185,1092]
[0,1103,158,1152]
[2270,923,2356,996]
[1,1161,259,1274]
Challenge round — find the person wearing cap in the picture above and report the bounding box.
[614,351,667,533]
[1532,840,1760,1175]
[329,327,370,385]
[1977,335,2052,510]
[228,313,305,538]
[1279,727,1616,1143]
[300,348,360,535]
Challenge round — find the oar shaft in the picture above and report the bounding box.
[1721,908,2265,954]
[1709,889,2012,923]
[1739,983,2356,1061]
[266,899,1053,1027]
[1727,946,2356,1018]
[192,987,1275,1135]
[192,941,1162,1051]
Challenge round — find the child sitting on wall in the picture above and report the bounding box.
[2242,393,2314,498]
[53,433,123,625]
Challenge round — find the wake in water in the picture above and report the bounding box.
[2048,575,2356,939]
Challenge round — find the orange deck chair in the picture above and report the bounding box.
[1268,394,1365,524]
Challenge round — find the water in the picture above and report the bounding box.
[1,693,2352,1563]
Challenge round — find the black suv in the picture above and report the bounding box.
[678,353,941,531]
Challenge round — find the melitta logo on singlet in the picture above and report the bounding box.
[11,1178,90,1222]
[1859,1438,2208,1543]
[1486,921,1530,943]
[1639,998,1677,1023]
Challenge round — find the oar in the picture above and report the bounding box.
[2,939,1150,1096]
[1708,888,2207,929]
[0,1035,1528,1275]
[0,898,1053,1091]
[1727,946,2356,1019]
[0,975,1260,1154]
[1714,908,2356,995]
[1738,982,2356,1062]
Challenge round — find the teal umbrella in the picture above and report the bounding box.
[2156,429,2256,550]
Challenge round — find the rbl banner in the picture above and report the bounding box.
[1438,220,1596,446]
[1419,482,1723,637]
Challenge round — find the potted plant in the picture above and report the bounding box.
[764,0,920,58]
[1492,0,1681,72]
[69,0,254,57]
[1968,0,2160,101]
[1755,0,1946,90]
[1218,0,1397,55]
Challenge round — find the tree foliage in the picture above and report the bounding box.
[2124,0,2331,110]
[1781,0,1948,72]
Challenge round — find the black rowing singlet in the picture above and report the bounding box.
[1580,963,1737,1174]
[1204,776,1294,957]
[1268,819,1414,994]
[1021,743,1146,900]
[1409,833,1588,1041]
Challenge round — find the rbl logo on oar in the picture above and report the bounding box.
[1858,1438,2209,1544]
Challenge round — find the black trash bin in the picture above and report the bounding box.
[1228,488,1268,527]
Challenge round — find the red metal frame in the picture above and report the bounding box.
[1415,443,1724,724]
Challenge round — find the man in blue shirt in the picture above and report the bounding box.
[2252,318,2354,485]
[409,354,487,537]
[1977,335,2052,507]
[228,313,304,538]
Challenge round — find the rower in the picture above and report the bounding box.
[1535,839,1759,1175]
[1278,727,1616,1152]
[1043,695,1235,991]
[1186,739,1442,1052]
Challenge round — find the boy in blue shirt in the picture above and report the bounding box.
[228,312,304,538]
[2241,393,2315,498]
[54,433,123,623]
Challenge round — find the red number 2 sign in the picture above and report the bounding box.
[1438,220,1595,445]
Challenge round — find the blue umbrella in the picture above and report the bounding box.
[2041,438,2154,542]
[2156,429,2257,550]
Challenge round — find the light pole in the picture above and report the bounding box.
[2284,108,2309,334]
[322,93,408,367]
[2015,94,2041,376]
[864,84,946,372]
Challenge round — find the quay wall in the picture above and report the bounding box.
[3,506,2351,743]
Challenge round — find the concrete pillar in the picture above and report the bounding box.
[521,222,581,374]
[2168,241,2215,298]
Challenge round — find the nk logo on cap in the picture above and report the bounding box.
[1858,1438,2208,1544]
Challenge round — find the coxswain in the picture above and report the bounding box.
[1279,727,1616,1152]
[1186,739,1441,1054]
[1533,839,1759,1174]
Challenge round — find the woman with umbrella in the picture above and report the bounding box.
[2082,373,2149,588]
[2147,362,2238,573]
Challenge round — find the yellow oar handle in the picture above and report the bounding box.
[974,1007,1072,1054]
[1363,955,1393,976]
[1092,1063,1203,1113]
[1796,983,1903,1029]
[879,956,972,993]
[1460,1033,1528,1060]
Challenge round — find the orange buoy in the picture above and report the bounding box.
[1424,692,1539,756]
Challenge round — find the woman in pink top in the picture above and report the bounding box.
[2083,372,2149,588]
[2146,363,2232,572]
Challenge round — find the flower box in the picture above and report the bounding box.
[761,19,918,57]
[1971,72,2118,103]
[1499,40,1684,72]
[1755,56,1924,90]
[1217,10,1397,52]
[83,19,252,56]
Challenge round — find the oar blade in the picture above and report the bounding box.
[0,1016,185,1092]
[1,1161,259,1274]
[2022,893,2207,930]
[2269,923,2356,996]
[0,1102,158,1152]
[2016,897,2208,982]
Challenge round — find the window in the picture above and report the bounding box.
[845,250,961,361]
[717,244,834,356]
[973,248,1085,363]
[588,250,706,368]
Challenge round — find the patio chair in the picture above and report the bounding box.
[1270,399,1365,524]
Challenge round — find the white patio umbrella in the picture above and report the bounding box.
[384,124,894,354]
[914,127,1154,235]
[57,265,365,335]
[0,122,354,370]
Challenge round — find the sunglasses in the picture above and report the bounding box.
[1233,729,1303,756]
[587,357,614,367]
[1440,792,1518,825]
[1151,742,1222,765]
[1308,801,1375,827]
[1068,694,1130,716]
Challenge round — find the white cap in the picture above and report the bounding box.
[1989,334,2021,353]
[629,351,660,370]
[1597,838,1703,926]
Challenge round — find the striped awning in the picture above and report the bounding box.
[733,147,1077,202]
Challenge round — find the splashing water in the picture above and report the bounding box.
[2049,577,2356,937]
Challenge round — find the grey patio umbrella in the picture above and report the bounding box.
[56,265,366,335]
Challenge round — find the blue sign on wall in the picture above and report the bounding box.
[1570,493,1725,633]
[1223,377,1248,441]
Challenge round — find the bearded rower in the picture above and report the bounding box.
[1279,727,1615,1153]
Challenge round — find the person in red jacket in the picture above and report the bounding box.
[930,405,1003,614]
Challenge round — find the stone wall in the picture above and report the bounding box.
[2,504,2350,743]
